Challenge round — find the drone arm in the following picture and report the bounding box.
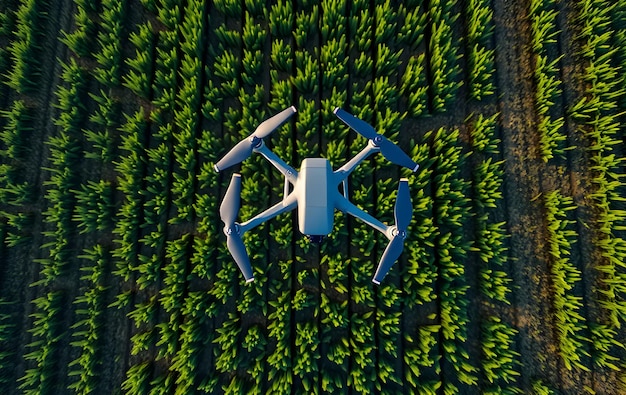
[239,193,297,234]
[334,142,379,183]
[335,195,391,238]
[254,142,298,184]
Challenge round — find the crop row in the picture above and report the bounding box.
[543,190,589,371]
[169,0,205,225]
[4,0,46,93]
[19,57,87,393]
[287,3,322,393]
[403,142,440,393]
[572,0,626,372]
[0,11,12,76]
[530,0,567,162]
[469,114,512,305]
[134,9,174,289]
[481,317,521,395]
[427,126,477,393]
[369,7,406,393]
[93,0,126,87]
[19,59,84,390]
[428,0,462,113]
[0,99,30,168]
[469,113,521,391]
[60,0,96,58]
[0,299,14,385]
[72,180,115,234]
[0,99,33,247]
[18,291,64,394]
[151,235,191,390]
[265,2,303,392]
[574,0,626,325]
[143,1,206,384]
[466,0,496,100]
[1,0,40,250]
[339,3,379,393]
[120,1,182,392]
[266,3,303,392]
[68,245,109,394]
[204,9,245,345]
[123,22,155,100]
[111,110,148,280]
[209,5,275,391]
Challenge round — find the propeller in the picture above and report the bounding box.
[373,178,412,284]
[214,106,297,172]
[333,107,419,172]
[220,173,254,282]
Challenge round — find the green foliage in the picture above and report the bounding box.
[60,6,95,57]
[93,0,126,86]
[124,22,156,98]
[428,0,462,112]
[397,4,426,50]
[4,0,46,93]
[169,0,206,224]
[573,0,626,328]
[72,180,115,234]
[466,0,495,99]
[6,1,626,393]
[112,109,148,280]
[267,0,293,38]
[121,361,151,395]
[427,127,477,389]
[18,291,64,395]
[569,0,626,373]
[532,379,556,395]
[0,299,15,384]
[529,0,567,162]
[0,99,31,159]
[481,317,521,389]
[68,245,109,394]
[404,144,438,309]
[544,191,590,371]
[0,100,33,208]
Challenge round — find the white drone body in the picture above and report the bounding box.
[214,107,417,284]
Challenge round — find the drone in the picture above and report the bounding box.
[214,106,417,284]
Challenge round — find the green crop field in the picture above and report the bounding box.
[1,0,626,393]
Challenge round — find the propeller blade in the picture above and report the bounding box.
[394,178,412,231]
[372,237,404,284]
[253,106,297,139]
[214,107,296,172]
[334,108,418,172]
[220,173,242,225]
[220,173,253,282]
[333,107,378,140]
[379,140,419,172]
[214,139,255,172]
[227,233,254,282]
